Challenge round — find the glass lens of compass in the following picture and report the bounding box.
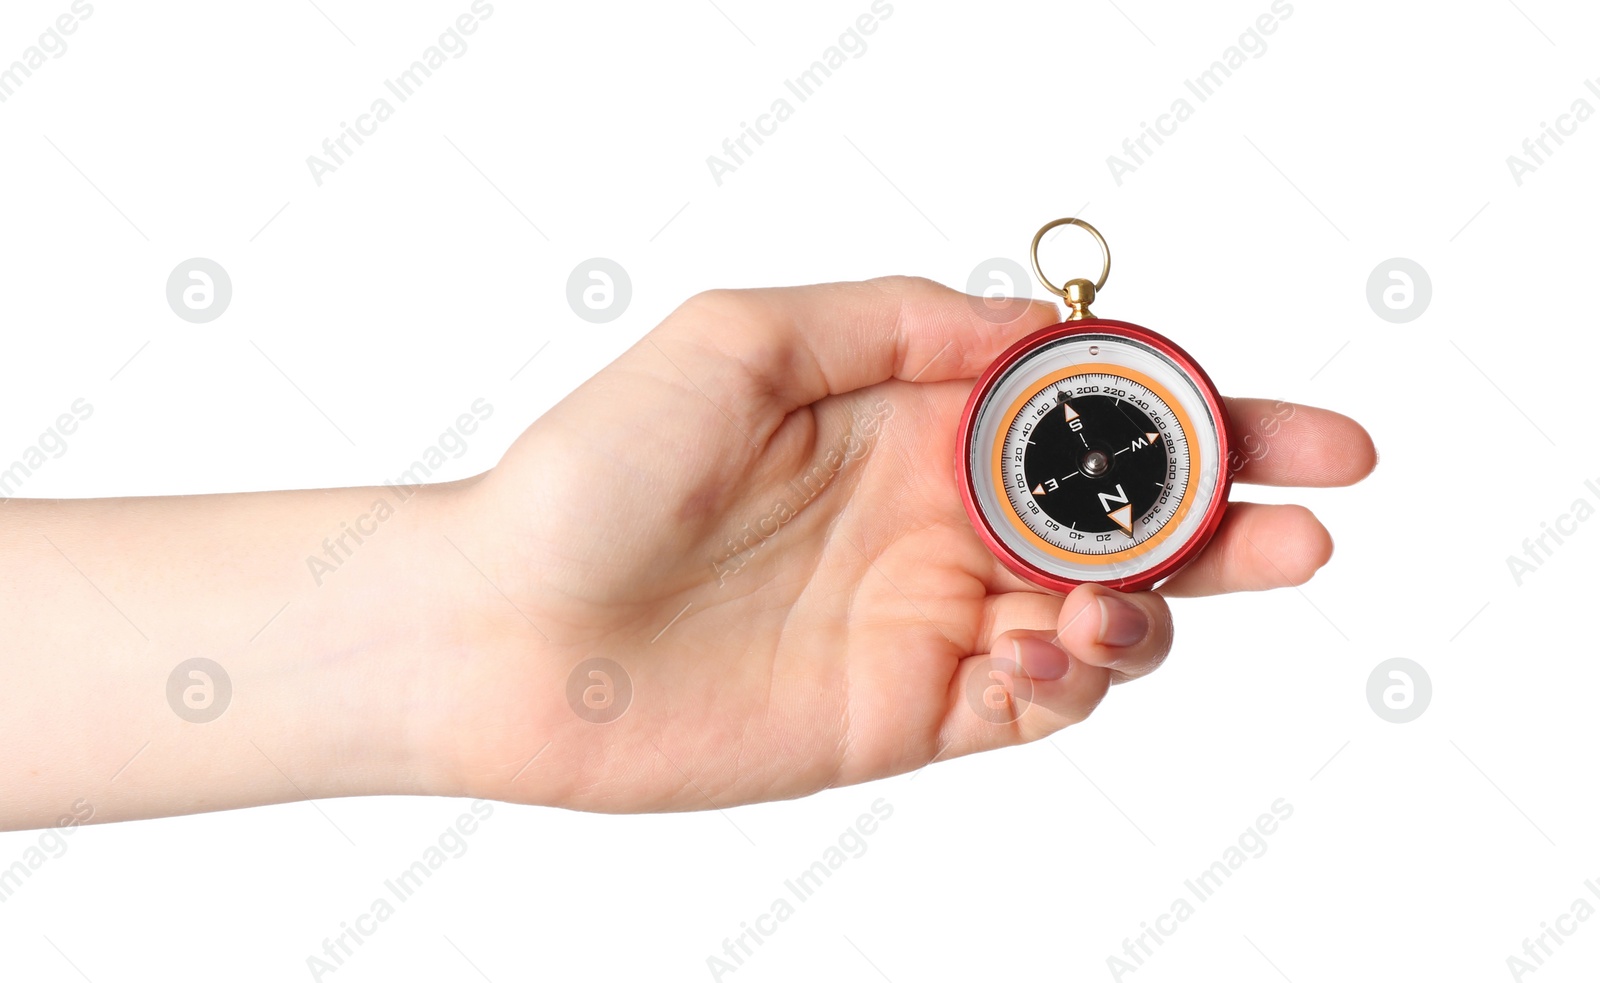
[968,333,1223,584]
[1025,393,1167,534]
[997,372,1188,561]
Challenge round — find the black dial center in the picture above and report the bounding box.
[1023,390,1169,535]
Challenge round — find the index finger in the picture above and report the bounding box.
[1224,397,1376,487]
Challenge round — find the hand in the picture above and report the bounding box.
[431,277,1378,812]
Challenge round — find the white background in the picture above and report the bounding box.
[2,0,1598,980]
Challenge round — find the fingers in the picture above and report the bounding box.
[1225,398,1377,487]
[973,585,1174,684]
[1054,584,1174,685]
[936,584,1175,759]
[658,277,1061,414]
[935,638,1111,761]
[1158,502,1334,597]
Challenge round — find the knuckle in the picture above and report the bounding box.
[1153,596,1176,652]
[674,287,753,323]
[867,274,944,298]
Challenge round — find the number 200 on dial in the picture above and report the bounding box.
[957,320,1233,594]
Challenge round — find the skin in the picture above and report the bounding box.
[0,277,1375,831]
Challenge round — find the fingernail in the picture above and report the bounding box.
[1013,636,1070,681]
[1096,594,1149,648]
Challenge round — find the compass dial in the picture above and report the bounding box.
[1002,369,1192,556]
[959,321,1230,592]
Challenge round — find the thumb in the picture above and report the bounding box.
[653,276,1062,415]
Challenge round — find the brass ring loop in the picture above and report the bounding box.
[1030,218,1111,299]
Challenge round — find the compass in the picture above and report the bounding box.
[957,219,1233,594]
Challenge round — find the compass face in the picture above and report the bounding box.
[960,321,1230,592]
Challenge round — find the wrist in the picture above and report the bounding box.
[291,477,510,804]
[407,468,578,810]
